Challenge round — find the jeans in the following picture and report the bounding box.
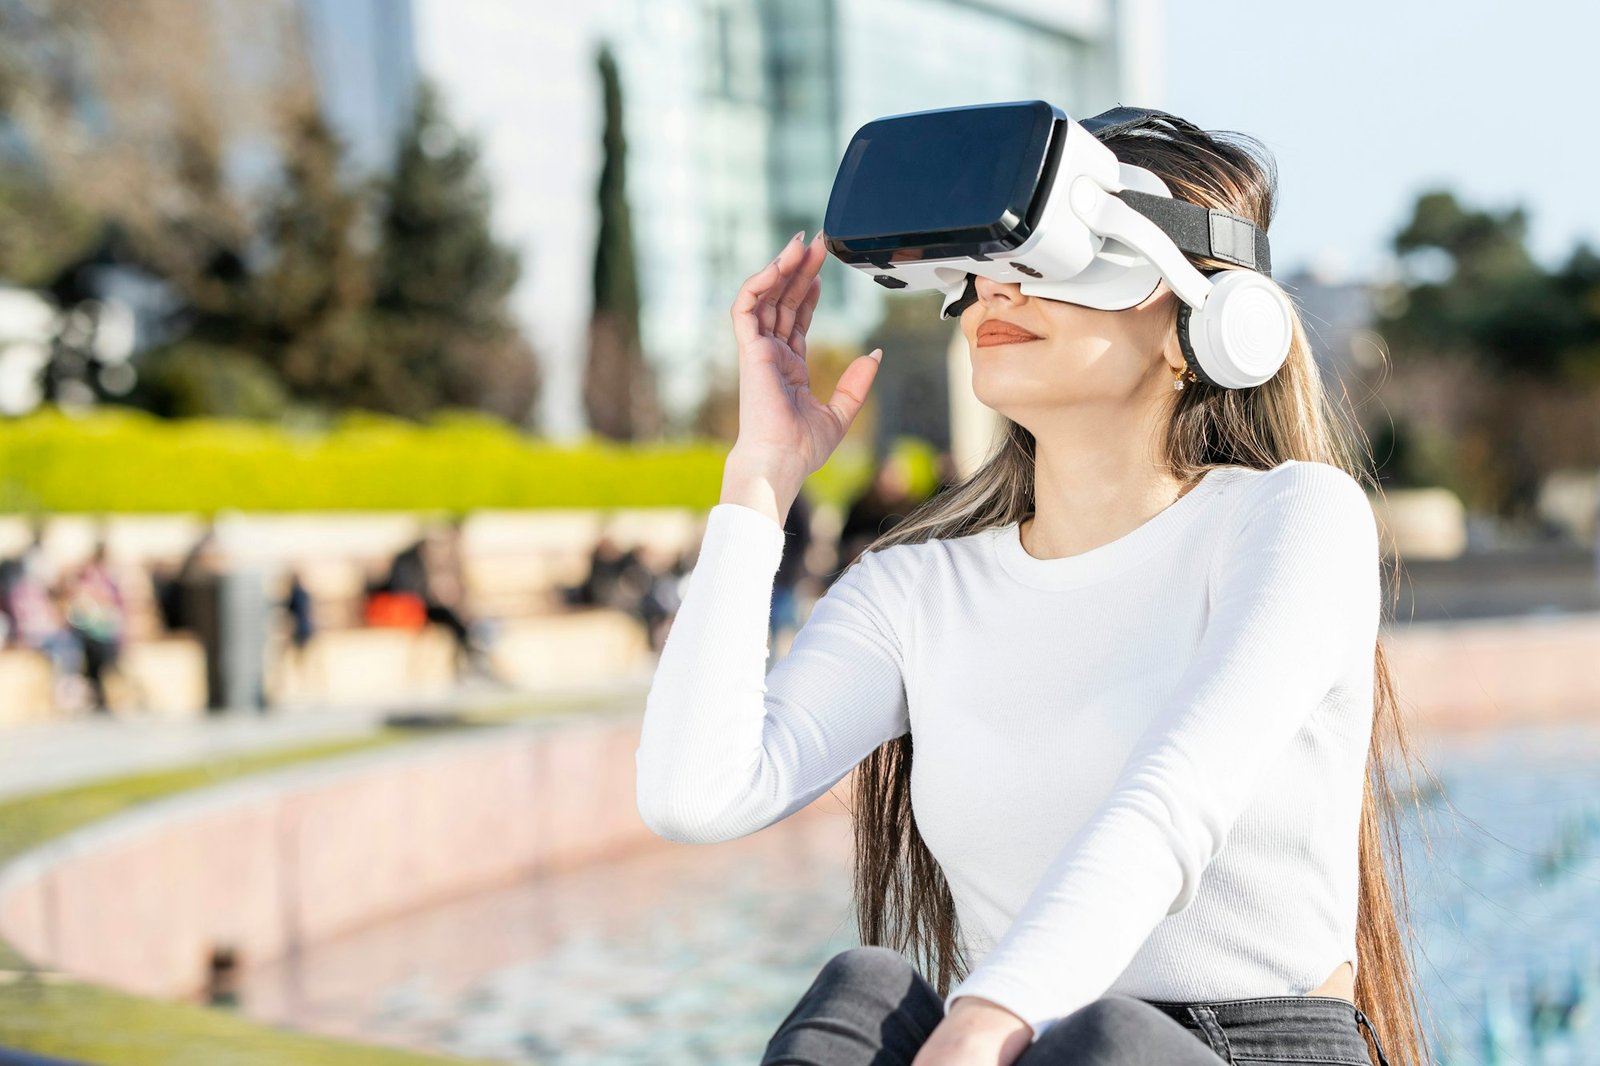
[761,946,1394,1066]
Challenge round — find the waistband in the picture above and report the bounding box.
[1138,994,1391,1066]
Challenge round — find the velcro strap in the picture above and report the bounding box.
[1116,189,1272,275]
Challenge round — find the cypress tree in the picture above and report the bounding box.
[373,77,542,425]
[583,43,661,440]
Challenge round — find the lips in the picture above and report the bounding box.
[976,320,1042,347]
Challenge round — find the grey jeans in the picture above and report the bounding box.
[760,947,1394,1066]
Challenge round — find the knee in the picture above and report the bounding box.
[817,945,917,990]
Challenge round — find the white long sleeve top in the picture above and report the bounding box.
[634,458,1382,1044]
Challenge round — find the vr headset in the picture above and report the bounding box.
[821,100,1293,390]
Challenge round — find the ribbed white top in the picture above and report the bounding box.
[635,459,1382,1044]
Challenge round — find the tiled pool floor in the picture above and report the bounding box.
[237,804,862,1063]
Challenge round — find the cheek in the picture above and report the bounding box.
[969,333,1115,379]
[966,332,1155,409]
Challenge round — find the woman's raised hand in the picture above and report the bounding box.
[726,229,882,483]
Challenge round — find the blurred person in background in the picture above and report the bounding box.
[562,532,641,611]
[376,523,496,680]
[155,528,218,634]
[0,536,88,710]
[645,549,693,654]
[282,568,315,655]
[561,531,681,647]
[634,544,688,654]
[836,455,917,575]
[771,490,813,650]
[275,567,324,698]
[63,541,126,713]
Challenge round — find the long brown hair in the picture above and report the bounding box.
[843,111,1439,1066]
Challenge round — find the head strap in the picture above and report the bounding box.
[1080,105,1206,138]
[1115,190,1271,275]
[1081,106,1273,276]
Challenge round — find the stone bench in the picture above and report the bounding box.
[486,608,654,690]
[0,650,53,727]
[114,636,208,718]
[266,625,459,707]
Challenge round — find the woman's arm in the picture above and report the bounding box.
[638,226,895,843]
[634,497,918,844]
[944,460,1382,1043]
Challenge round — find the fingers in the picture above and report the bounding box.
[825,350,882,435]
[773,232,826,341]
[731,230,823,350]
[756,233,810,336]
[732,233,803,348]
[788,274,821,358]
[731,258,780,348]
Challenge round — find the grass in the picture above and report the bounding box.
[0,687,644,1064]
[0,978,488,1066]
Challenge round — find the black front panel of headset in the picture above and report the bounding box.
[824,100,1057,263]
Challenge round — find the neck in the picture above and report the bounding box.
[1018,403,1188,560]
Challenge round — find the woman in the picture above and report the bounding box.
[636,111,1433,1066]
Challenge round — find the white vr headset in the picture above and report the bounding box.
[821,101,1294,390]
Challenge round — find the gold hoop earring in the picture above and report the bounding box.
[1171,363,1198,391]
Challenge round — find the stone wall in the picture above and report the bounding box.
[0,708,659,1000]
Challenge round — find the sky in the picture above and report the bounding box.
[1160,1,1600,282]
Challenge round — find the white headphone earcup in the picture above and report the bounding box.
[1180,270,1293,390]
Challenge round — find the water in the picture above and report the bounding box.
[234,721,1600,1065]
[237,803,862,1063]
[1399,722,1600,1065]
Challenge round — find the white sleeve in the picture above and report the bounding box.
[944,462,1382,1043]
[635,502,915,844]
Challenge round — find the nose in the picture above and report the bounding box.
[973,274,1025,306]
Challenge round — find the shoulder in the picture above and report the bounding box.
[1213,461,1379,571]
[844,536,932,593]
[1225,460,1373,525]
[841,525,1000,611]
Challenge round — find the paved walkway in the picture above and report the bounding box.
[0,665,656,804]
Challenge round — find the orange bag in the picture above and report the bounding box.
[364,591,428,630]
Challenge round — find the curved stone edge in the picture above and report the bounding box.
[0,703,658,1004]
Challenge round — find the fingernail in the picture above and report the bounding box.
[869,348,883,362]
[792,229,805,243]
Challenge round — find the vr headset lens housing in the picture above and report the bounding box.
[821,100,1294,390]
[826,102,1057,255]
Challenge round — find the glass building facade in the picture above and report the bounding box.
[413,0,1159,437]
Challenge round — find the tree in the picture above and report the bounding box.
[1370,189,1600,522]
[0,0,267,289]
[582,43,663,441]
[0,170,99,286]
[1380,190,1592,379]
[248,106,385,411]
[372,78,542,426]
[1,5,546,426]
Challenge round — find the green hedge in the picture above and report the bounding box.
[0,408,724,515]
[0,408,936,516]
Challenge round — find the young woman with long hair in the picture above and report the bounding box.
[637,110,1434,1066]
